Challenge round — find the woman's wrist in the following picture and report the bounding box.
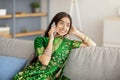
[83,36,89,44]
[49,37,54,41]
[44,49,52,56]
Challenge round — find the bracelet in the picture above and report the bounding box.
[44,49,52,56]
[45,49,52,53]
[83,36,89,44]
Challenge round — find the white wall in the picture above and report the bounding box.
[42,0,120,46]
[41,0,48,30]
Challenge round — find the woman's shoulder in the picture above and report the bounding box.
[34,36,49,42]
[64,37,73,41]
[64,37,82,43]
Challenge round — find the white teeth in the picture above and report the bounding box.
[61,31,65,33]
[59,30,67,34]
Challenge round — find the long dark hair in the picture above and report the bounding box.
[31,12,72,64]
[44,12,72,37]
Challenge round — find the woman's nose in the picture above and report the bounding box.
[63,23,67,27]
[62,26,66,30]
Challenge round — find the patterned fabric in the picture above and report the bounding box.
[13,36,81,80]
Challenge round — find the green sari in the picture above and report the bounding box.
[13,36,81,80]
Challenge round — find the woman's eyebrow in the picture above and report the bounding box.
[60,20,64,22]
[60,20,70,24]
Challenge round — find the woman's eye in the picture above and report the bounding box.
[67,24,70,27]
[59,22,64,25]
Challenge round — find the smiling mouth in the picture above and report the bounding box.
[59,30,67,33]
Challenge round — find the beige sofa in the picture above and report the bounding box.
[0,36,120,80]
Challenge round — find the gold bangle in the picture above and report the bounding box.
[44,52,52,57]
[44,49,52,57]
[45,49,52,53]
[83,36,89,43]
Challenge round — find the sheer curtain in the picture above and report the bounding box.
[69,0,82,30]
[68,0,83,40]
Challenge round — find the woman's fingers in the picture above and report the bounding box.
[50,26,57,34]
[48,26,57,38]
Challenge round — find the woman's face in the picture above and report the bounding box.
[56,17,70,36]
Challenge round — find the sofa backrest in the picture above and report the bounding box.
[0,36,35,79]
[0,36,34,60]
[64,46,120,80]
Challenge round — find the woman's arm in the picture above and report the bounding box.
[38,39,53,66]
[38,26,56,66]
[70,26,96,46]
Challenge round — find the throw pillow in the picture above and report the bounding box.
[0,56,27,80]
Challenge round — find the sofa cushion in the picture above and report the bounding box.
[0,36,34,60]
[63,46,120,80]
[0,56,27,80]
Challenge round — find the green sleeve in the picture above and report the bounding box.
[34,37,48,56]
[72,40,82,49]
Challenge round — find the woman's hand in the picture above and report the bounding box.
[48,26,57,40]
[39,26,56,66]
[69,25,96,46]
[69,25,80,35]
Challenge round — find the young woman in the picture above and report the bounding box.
[13,12,96,80]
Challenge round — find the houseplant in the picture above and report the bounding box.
[31,2,40,13]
